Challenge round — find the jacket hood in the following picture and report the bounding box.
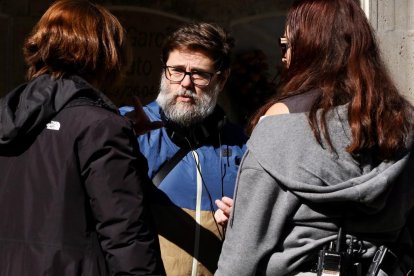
[247,104,414,217]
[0,74,117,146]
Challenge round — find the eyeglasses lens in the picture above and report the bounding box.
[279,37,288,56]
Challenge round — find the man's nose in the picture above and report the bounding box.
[181,74,193,88]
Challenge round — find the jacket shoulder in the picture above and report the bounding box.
[119,101,162,122]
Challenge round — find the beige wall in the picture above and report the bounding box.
[365,0,414,104]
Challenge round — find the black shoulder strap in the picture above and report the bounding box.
[152,147,190,187]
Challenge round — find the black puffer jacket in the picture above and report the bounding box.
[0,75,164,275]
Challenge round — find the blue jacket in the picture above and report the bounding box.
[120,101,247,276]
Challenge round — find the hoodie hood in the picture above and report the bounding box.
[248,104,414,228]
[0,74,117,147]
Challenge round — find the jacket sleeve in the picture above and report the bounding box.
[215,151,299,276]
[77,114,164,275]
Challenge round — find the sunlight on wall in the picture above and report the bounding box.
[360,0,370,19]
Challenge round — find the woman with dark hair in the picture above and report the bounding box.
[215,0,414,275]
[0,0,163,275]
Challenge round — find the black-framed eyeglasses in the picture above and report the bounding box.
[163,66,221,87]
[279,37,289,57]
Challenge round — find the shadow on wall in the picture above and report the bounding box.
[220,13,286,128]
[222,49,280,129]
[0,2,289,127]
[108,7,190,107]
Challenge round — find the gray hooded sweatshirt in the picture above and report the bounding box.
[215,104,414,275]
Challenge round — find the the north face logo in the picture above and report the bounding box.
[46,121,61,131]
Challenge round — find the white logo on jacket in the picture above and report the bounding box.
[46,121,61,130]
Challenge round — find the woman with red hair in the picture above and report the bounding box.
[215,0,414,275]
[0,1,163,275]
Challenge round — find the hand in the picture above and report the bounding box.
[125,97,164,135]
[214,196,234,226]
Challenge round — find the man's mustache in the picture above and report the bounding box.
[175,89,196,99]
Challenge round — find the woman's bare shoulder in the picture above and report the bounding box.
[264,102,290,116]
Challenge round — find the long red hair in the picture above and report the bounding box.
[249,0,413,160]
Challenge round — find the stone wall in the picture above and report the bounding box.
[370,0,414,103]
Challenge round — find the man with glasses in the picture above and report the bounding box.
[120,22,247,276]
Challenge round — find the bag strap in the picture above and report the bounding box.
[152,147,190,187]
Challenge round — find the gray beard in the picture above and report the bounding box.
[156,75,220,127]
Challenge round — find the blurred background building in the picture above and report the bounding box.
[0,0,412,127]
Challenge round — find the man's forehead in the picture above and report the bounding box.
[167,49,214,69]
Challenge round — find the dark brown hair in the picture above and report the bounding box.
[161,22,234,75]
[249,0,413,160]
[23,0,131,89]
